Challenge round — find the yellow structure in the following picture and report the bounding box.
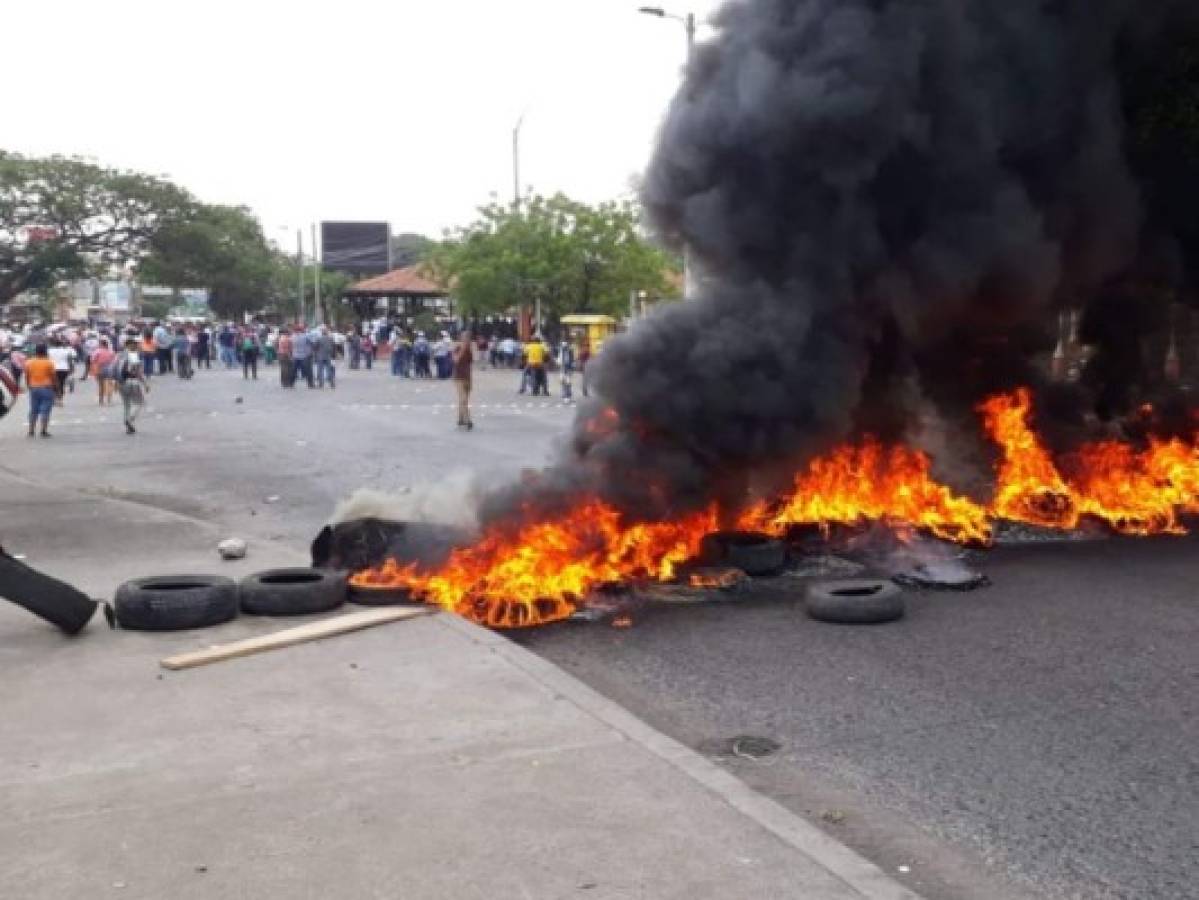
[560,314,621,353]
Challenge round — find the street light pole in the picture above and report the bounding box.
[513,114,525,210]
[296,229,305,325]
[638,6,697,298]
[311,223,322,325]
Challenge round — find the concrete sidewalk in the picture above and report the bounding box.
[0,470,918,899]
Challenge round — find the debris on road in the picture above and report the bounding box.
[893,558,989,591]
[785,554,866,579]
[160,606,434,670]
[687,566,750,591]
[217,538,247,560]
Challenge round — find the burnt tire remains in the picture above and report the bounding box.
[701,531,787,576]
[806,579,905,625]
[239,568,346,616]
[114,576,238,631]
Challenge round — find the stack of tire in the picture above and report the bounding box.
[110,568,418,631]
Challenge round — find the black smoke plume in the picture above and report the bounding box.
[485,0,1199,523]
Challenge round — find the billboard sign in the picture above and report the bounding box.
[320,221,391,275]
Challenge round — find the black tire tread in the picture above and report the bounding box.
[348,583,420,607]
[806,579,905,625]
[114,576,238,631]
[239,568,346,616]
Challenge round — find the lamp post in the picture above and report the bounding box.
[637,6,697,299]
[637,6,695,57]
[513,113,525,210]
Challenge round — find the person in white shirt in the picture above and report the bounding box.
[47,339,77,404]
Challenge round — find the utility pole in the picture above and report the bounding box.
[639,6,697,298]
[297,229,305,325]
[513,114,525,210]
[311,223,322,325]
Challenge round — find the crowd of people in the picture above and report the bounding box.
[0,319,593,438]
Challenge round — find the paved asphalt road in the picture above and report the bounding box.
[3,360,1196,900]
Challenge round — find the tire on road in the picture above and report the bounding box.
[114,576,238,631]
[701,531,787,576]
[348,583,421,607]
[806,579,905,625]
[239,568,346,616]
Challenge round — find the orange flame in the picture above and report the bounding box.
[980,387,1199,535]
[978,388,1079,529]
[349,500,717,628]
[354,389,1199,629]
[739,440,992,544]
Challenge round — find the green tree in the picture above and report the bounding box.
[265,258,355,325]
[0,151,192,304]
[139,204,277,319]
[429,193,678,322]
[390,232,435,268]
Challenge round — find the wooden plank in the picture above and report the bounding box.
[160,606,434,671]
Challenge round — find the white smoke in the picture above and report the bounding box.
[331,470,484,532]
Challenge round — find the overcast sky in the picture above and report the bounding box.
[8,0,724,253]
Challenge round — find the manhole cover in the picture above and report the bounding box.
[730,735,781,760]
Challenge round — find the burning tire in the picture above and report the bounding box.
[114,576,238,631]
[806,579,905,625]
[239,568,346,616]
[701,531,787,576]
[348,582,420,607]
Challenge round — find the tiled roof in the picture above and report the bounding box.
[345,265,447,296]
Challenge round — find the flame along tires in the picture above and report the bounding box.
[114,576,238,631]
[239,568,346,616]
[805,579,905,625]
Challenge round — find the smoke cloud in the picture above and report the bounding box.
[486,0,1199,523]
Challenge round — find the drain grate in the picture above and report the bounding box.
[730,734,781,760]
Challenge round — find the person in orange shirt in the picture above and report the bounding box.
[24,344,57,438]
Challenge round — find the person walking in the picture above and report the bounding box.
[90,338,117,406]
[80,331,98,382]
[314,326,336,389]
[292,326,315,388]
[24,344,56,438]
[413,332,431,378]
[392,330,412,377]
[116,338,149,434]
[174,328,193,379]
[453,330,474,431]
[140,330,157,377]
[361,333,374,370]
[521,336,547,395]
[48,338,77,404]
[433,332,453,379]
[558,339,576,402]
[241,329,260,380]
[217,324,236,368]
[196,326,212,369]
[277,328,295,388]
[348,331,361,370]
[153,321,173,374]
[579,340,592,397]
